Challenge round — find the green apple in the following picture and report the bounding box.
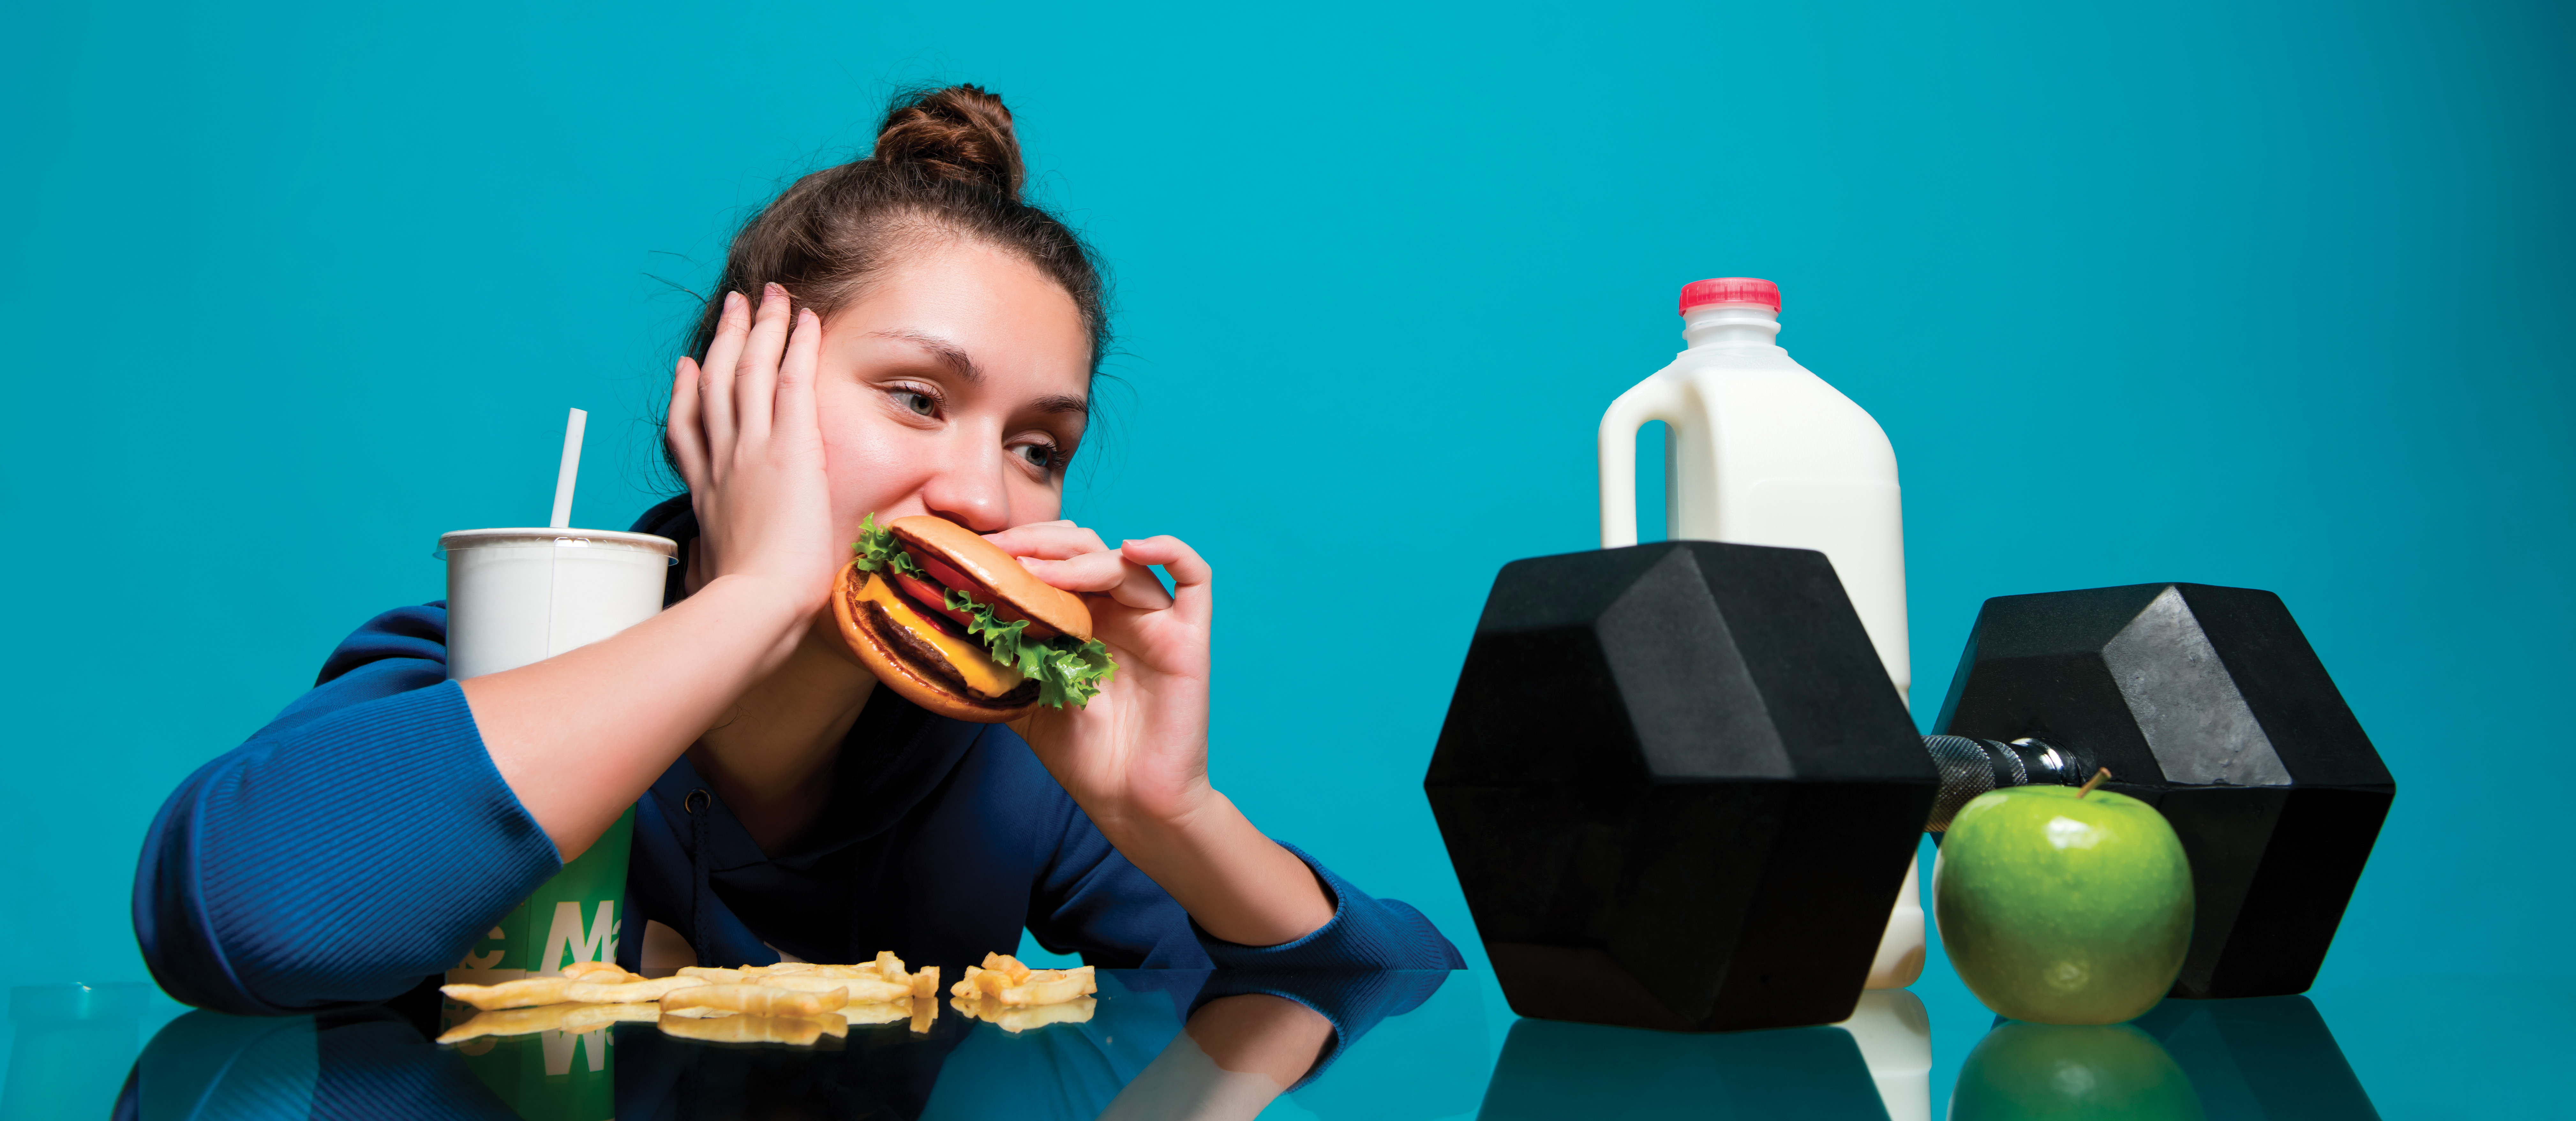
[1950,1022,2205,1120]
[1934,783,2193,1024]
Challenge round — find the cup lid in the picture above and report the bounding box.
[435,528,679,561]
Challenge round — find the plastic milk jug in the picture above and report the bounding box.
[1597,278,1923,990]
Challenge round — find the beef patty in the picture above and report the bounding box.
[858,598,1042,710]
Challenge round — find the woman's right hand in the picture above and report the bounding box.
[665,284,841,615]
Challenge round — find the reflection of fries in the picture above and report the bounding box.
[950,994,1097,1033]
[830,996,940,1035]
[948,954,1095,1006]
[663,984,847,1018]
[655,1012,847,1045]
[437,1002,655,1042]
[840,1000,910,1026]
[565,975,706,1003]
[441,977,572,1012]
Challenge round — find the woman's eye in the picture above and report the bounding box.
[894,390,936,417]
[1014,443,1056,470]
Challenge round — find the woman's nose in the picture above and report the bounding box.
[917,441,1012,533]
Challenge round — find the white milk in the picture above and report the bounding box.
[441,529,677,679]
[1597,278,1923,990]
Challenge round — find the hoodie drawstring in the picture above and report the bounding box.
[685,788,713,968]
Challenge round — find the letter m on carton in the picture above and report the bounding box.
[541,900,616,973]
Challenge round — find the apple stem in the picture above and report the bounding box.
[2078,767,2112,798]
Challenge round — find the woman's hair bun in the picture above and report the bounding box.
[872,85,1026,199]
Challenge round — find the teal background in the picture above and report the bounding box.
[5,0,2570,1115]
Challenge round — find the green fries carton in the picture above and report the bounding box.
[440,808,631,1121]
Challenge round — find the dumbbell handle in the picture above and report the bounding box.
[1922,735,2098,832]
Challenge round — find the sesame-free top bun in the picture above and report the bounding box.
[886,516,1093,641]
[831,561,1040,723]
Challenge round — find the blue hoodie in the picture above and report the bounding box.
[133,497,1461,1014]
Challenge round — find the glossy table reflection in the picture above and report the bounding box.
[85,966,2407,1120]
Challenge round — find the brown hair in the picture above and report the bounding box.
[667,85,1110,471]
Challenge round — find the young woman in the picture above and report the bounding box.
[136,85,1460,1014]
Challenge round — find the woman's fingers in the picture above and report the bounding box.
[773,308,822,450]
[1118,536,1209,620]
[666,356,711,492]
[734,284,792,444]
[700,291,750,469]
[1019,551,1175,611]
[984,521,1109,560]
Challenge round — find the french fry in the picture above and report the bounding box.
[765,974,910,1002]
[662,983,847,1018]
[561,961,630,982]
[678,966,753,983]
[997,967,1095,1008]
[913,965,940,999]
[661,1005,735,1019]
[564,975,707,1004]
[982,953,1032,982]
[441,976,572,1012]
[655,1012,846,1045]
[949,963,1092,1006]
[809,964,877,979]
[760,961,816,975]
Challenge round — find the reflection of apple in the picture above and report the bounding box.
[1934,784,2193,1024]
[1949,1022,2204,1120]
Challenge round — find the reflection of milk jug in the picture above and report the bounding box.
[1598,278,1923,989]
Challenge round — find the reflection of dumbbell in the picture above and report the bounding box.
[1424,542,2392,1032]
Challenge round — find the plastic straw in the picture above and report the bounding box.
[550,408,587,529]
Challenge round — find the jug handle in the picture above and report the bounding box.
[1597,377,1685,548]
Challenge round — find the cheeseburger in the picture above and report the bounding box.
[832,515,1116,723]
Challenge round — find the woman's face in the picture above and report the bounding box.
[809,238,1093,537]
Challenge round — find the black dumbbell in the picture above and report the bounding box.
[1927,582,2394,1000]
[1424,543,2393,1032]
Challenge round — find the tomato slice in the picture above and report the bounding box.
[917,556,982,599]
[893,571,978,633]
[922,553,1063,640]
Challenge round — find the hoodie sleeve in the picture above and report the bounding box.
[132,605,561,1015]
[1189,844,1467,972]
[1007,728,1464,973]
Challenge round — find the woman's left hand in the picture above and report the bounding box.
[983,521,1213,831]
[986,521,1333,947]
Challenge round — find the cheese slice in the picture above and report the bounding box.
[857,574,1027,697]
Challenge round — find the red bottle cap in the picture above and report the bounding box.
[1679,278,1781,315]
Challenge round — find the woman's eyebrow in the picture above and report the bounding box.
[870,329,980,383]
[1030,394,1089,417]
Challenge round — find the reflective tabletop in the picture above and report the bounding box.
[9,957,2562,1118]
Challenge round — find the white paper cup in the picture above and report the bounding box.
[438,528,678,679]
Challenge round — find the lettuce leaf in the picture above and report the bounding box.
[847,513,1116,708]
[945,587,1117,709]
[849,514,926,579]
